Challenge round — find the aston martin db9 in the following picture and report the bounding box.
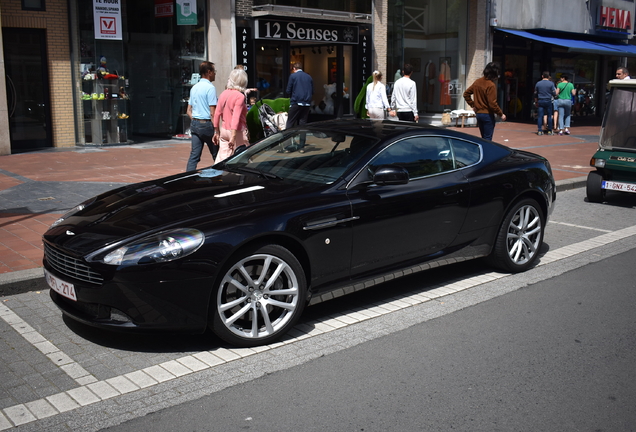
[43,119,555,347]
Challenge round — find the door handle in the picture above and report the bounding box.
[443,188,463,196]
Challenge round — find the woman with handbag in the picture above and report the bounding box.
[213,69,250,162]
[555,74,576,135]
[365,70,391,120]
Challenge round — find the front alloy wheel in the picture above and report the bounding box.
[211,245,306,347]
[488,198,545,273]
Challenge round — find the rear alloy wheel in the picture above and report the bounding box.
[488,198,545,273]
[211,245,306,347]
[586,171,605,203]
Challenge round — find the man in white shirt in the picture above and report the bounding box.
[391,64,419,122]
[616,67,630,80]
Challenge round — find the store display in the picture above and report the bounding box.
[81,74,130,144]
[173,57,203,139]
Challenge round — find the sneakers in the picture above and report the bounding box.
[547,130,553,136]
[537,131,544,136]
[564,129,570,135]
[558,131,563,136]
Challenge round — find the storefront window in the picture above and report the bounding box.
[256,44,285,99]
[552,54,599,118]
[73,0,206,144]
[387,0,468,113]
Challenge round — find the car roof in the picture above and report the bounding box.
[305,119,444,141]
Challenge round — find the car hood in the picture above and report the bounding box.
[43,168,321,255]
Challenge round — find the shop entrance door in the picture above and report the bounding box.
[3,28,52,152]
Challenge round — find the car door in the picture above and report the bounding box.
[347,135,471,276]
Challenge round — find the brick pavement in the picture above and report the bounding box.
[0,118,601,277]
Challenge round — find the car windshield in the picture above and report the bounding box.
[222,129,379,184]
[600,86,636,152]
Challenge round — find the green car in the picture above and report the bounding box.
[587,79,636,203]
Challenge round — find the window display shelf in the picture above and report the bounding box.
[172,56,204,139]
[81,78,130,144]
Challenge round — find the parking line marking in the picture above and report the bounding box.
[0,412,12,431]
[24,399,57,420]
[2,223,636,429]
[0,304,98,387]
[549,220,612,233]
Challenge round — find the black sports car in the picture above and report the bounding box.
[43,119,556,347]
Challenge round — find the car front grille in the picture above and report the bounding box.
[44,243,104,285]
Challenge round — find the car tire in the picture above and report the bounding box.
[487,198,545,273]
[210,244,307,347]
[586,171,605,203]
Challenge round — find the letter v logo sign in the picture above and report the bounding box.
[100,17,116,35]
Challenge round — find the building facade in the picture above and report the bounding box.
[491,0,636,120]
[1,0,635,155]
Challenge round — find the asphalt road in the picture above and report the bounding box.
[100,246,636,432]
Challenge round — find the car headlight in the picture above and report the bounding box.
[591,157,606,168]
[49,198,96,228]
[96,228,205,266]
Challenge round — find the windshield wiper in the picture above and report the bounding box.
[229,166,283,180]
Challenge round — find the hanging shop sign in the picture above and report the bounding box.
[93,0,122,40]
[177,0,197,25]
[255,19,359,44]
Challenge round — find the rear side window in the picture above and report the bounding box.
[450,139,481,168]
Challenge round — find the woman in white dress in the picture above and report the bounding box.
[365,70,391,120]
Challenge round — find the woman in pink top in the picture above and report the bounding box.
[213,68,249,162]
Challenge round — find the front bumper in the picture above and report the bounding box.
[45,260,215,333]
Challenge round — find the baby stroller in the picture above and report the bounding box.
[256,99,282,137]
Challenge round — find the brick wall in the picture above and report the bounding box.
[373,0,387,79]
[236,0,252,18]
[1,0,75,148]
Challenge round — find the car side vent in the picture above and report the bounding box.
[44,243,104,285]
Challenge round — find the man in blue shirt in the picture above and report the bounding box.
[186,61,217,171]
[534,71,556,136]
[284,62,313,152]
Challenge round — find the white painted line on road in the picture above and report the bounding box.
[548,220,612,233]
[539,225,636,266]
[2,223,636,429]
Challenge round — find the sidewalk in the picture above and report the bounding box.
[0,118,601,282]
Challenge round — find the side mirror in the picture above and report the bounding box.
[234,145,248,155]
[373,165,409,185]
